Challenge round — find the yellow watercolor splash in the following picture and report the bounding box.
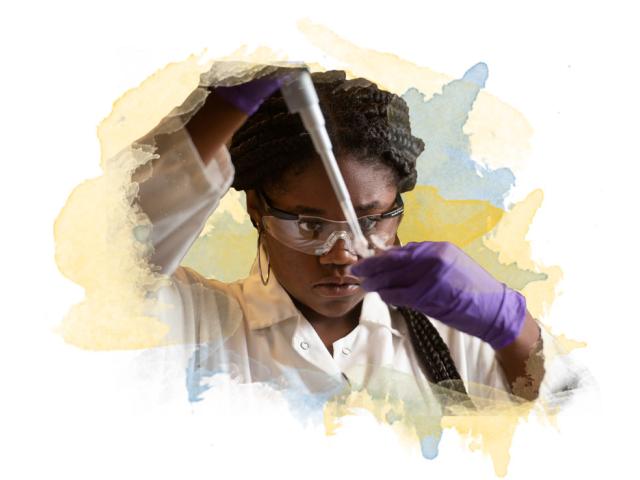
[55,55,216,350]
[182,189,258,282]
[440,402,535,477]
[321,373,557,477]
[54,145,171,350]
[398,185,504,247]
[52,22,584,476]
[98,55,206,164]
[324,389,423,447]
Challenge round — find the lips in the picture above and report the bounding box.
[312,276,361,298]
[313,276,361,287]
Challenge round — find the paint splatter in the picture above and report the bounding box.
[404,63,516,208]
[53,24,587,477]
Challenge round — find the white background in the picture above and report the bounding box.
[1,1,638,478]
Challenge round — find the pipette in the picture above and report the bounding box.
[280,70,373,258]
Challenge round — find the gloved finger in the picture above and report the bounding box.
[374,286,416,307]
[214,76,283,116]
[353,258,410,285]
[350,247,411,277]
[360,267,416,292]
[269,65,308,84]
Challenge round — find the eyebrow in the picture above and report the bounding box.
[292,200,383,216]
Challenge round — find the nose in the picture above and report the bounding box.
[318,238,359,266]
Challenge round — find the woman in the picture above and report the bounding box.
[134,68,544,411]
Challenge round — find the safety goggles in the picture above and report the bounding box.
[258,189,404,256]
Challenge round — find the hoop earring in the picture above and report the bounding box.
[257,230,271,286]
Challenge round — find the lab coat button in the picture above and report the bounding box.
[300,341,310,350]
[341,347,351,355]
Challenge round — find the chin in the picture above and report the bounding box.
[284,282,366,320]
[312,293,365,318]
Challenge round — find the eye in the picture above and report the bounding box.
[358,216,380,233]
[298,219,325,237]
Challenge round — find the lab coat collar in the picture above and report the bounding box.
[243,251,401,336]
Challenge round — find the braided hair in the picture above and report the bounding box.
[230,70,421,193]
[229,70,471,402]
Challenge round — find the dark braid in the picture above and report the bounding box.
[400,307,474,408]
[229,70,471,402]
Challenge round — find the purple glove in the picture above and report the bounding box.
[350,242,527,350]
[214,75,282,116]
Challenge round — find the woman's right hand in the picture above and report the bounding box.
[214,75,283,116]
[185,74,283,165]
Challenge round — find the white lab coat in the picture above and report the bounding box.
[132,118,577,415]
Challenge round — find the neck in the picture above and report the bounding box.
[292,299,363,352]
[293,298,362,324]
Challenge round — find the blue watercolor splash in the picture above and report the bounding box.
[187,343,346,425]
[420,431,443,460]
[403,62,516,209]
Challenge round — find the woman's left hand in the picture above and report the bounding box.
[350,241,527,350]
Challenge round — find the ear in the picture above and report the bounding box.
[245,190,261,230]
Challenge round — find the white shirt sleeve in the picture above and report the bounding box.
[132,126,234,277]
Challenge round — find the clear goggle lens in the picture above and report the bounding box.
[261,214,401,256]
